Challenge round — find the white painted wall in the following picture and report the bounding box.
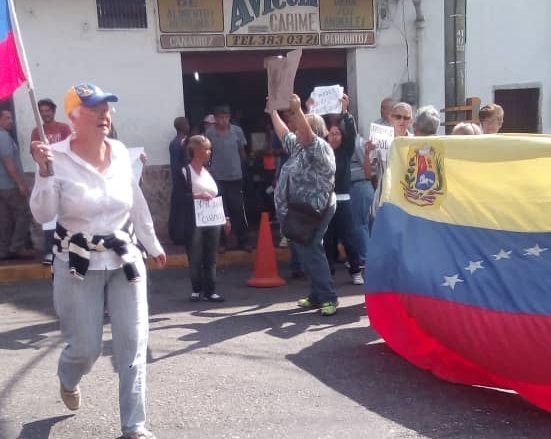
[355,0,551,136]
[465,0,551,133]
[352,0,420,137]
[12,0,185,170]
[351,0,447,136]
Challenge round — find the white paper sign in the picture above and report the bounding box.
[309,85,344,115]
[194,196,226,227]
[127,147,145,182]
[369,123,394,163]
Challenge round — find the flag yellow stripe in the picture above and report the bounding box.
[382,134,551,232]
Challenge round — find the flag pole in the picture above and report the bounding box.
[7,0,53,175]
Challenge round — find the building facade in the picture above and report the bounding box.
[6,0,550,241]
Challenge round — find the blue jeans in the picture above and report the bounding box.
[289,240,302,271]
[187,225,221,296]
[53,257,149,436]
[295,202,337,304]
[349,180,374,266]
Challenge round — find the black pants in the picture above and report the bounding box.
[216,179,248,246]
[187,225,220,296]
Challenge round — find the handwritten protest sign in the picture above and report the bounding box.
[369,123,394,164]
[194,196,226,227]
[309,85,344,115]
[265,49,302,112]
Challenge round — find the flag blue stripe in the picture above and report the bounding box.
[365,203,551,315]
[1,0,11,41]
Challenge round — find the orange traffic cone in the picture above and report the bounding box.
[246,212,286,287]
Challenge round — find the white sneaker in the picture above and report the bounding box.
[352,272,364,285]
[123,427,156,439]
[279,236,288,248]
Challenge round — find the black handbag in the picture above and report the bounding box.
[282,201,324,245]
[282,181,332,245]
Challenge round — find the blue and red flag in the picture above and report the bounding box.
[0,0,25,99]
[365,134,551,412]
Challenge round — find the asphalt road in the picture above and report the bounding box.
[0,264,549,439]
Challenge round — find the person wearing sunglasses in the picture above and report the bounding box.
[390,102,413,137]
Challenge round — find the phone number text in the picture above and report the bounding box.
[226,33,319,47]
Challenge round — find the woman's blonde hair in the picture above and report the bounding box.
[305,113,328,138]
[187,134,211,159]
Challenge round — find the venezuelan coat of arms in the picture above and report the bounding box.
[401,144,446,207]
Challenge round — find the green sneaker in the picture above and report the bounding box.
[297,297,318,308]
[320,302,337,316]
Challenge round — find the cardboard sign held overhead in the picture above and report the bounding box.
[264,49,302,112]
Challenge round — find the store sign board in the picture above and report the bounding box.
[156,0,375,51]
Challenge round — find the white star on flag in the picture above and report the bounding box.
[524,244,548,256]
[492,249,512,260]
[442,274,464,290]
[465,260,484,274]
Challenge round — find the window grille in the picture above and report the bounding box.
[97,0,147,29]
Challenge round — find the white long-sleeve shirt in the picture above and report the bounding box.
[30,136,164,270]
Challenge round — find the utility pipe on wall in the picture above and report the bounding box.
[412,0,425,105]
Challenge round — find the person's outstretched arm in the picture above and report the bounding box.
[289,94,314,146]
[270,107,289,142]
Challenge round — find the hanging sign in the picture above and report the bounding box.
[156,0,375,51]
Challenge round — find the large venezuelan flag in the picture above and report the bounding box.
[0,0,25,99]
[365,134,551,412]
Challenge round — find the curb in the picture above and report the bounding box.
[0,248,291,283]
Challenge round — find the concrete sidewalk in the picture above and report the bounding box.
[0,245,290,283]
[1,265,549,439]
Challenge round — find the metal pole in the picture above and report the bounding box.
[444,0,466,133]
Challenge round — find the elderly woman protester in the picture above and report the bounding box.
[413,105,441,136]
[180,135,230,303]
[390,102,414,137]
[324,94,364,285]
[29,83,166,439]
[367,101,413,186]
[270,94,338,316]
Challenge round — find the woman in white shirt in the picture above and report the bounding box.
[183,135,230,302]
[29,82,165,439]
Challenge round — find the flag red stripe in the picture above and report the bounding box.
[0,31,26,99]
[366,292,551,412]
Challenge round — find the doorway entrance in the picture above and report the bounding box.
[181,49,348,227]
[181,49,348,137]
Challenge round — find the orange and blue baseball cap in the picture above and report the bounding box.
[64,82,118,116]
